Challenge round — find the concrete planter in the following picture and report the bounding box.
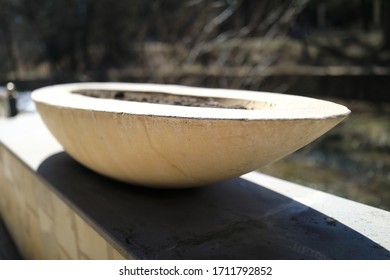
[32,83,350,188]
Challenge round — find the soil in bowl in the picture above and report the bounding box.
[73,90,272,110]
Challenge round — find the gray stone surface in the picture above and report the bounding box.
[37,153,390,259]
[1,113,390,259]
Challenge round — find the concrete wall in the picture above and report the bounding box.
[0,145,126,260]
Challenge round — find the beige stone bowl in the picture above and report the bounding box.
[32,83,350,188]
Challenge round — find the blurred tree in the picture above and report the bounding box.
[0,0,18,74]
[383,0,390,49]
[1,0,389,83]
[94,1,135,68]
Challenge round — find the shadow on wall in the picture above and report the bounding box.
[37,152,390,260]
[0,218,22,260]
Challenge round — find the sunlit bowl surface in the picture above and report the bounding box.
[32,83,350,188]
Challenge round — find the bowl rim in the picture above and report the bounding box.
[32,82,350,120]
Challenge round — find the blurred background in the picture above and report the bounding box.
[0,0,389,210]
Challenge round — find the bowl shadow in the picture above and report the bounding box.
[37,152,390,260]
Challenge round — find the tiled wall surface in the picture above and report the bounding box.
[0,144,127,260]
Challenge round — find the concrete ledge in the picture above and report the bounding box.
[0,113,389,259]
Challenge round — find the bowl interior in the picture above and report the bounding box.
[73,89,274,110]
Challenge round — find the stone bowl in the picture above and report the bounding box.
[32,83,350,188]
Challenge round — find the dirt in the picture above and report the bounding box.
[74,90,250,110]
